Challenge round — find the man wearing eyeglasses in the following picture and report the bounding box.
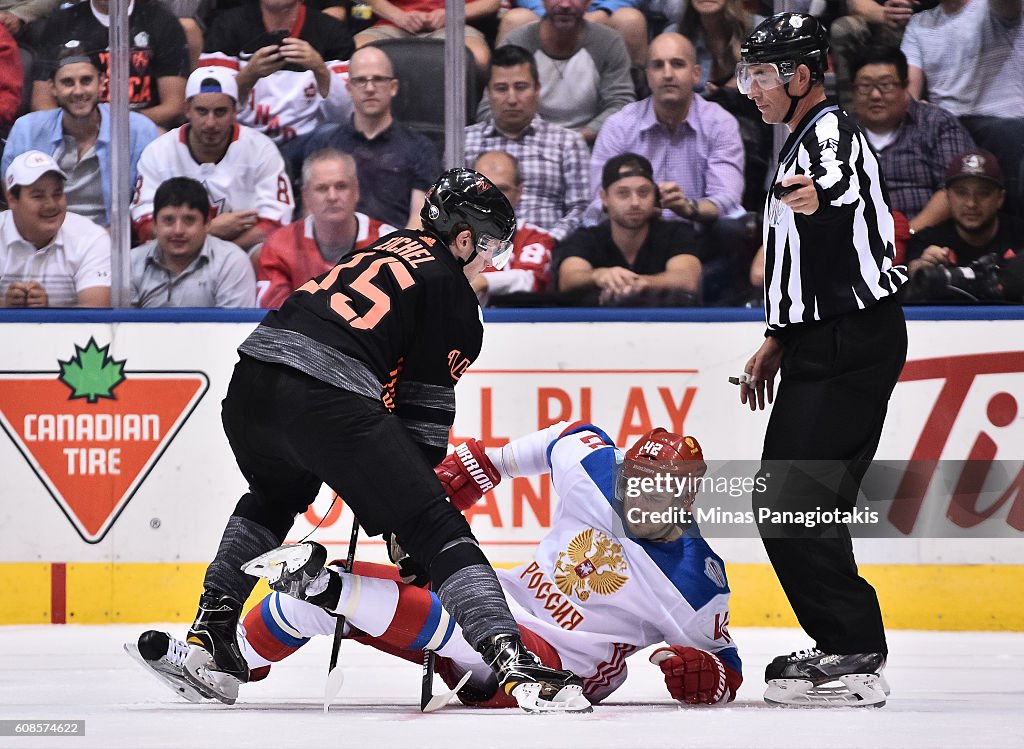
[850,45,975,235]
[304,45,440,229]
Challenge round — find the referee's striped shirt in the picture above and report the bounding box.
[763,101,908,332]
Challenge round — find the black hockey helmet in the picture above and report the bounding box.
[740,12,830,82]
[421,168,517,269]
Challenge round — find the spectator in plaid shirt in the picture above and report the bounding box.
[851,45,975,234]
[464,44,590,241]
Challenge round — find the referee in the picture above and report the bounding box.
[735,14,908,707]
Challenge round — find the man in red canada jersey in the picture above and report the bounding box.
[257,149,397,308]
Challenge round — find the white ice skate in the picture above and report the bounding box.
[509,681,592,714]
[124,630,214,703]
[243,542,329,594]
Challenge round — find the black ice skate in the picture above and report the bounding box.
[124,630,214,703]
[182,591,249,705]
[242,541,342,609]
[764,648,890,707]
[478,633,592,713]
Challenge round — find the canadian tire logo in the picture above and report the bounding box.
[0,338,208,544]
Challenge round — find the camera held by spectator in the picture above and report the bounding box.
[910,252,1003,302]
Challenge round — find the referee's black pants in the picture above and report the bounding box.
[756,296,907,655]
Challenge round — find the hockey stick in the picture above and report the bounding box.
[420,650,435,711]
[420,649,472,713]
[323,515,360,712]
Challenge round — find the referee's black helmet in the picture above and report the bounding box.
[741,12,830,82]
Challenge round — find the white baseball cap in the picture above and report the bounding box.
[5,150,68,190]
[185,66,239,102]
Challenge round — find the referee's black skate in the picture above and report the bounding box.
[764,648,890,707]
[243,541,343,609]
[478,633,592,713]
[182,591,249,705]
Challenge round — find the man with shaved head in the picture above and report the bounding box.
[304,45,440,228]
[470,149,556,304]
[587,32,752,303]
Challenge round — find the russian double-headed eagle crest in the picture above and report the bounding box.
[553,528,629,601]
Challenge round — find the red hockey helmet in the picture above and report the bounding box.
[626,428,703,461]
[616,430,708,539]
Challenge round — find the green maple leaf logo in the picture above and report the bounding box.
[58,338,127,403]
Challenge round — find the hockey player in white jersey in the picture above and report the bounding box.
[132,422,742,709]
[130,66,294,252]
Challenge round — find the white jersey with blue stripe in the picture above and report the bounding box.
[495,423,740,702]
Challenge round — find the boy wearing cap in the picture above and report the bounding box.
[556,152,702,305]
[131,66,294,253]
[3,51,158,228]
[0,150,111,308]
[907,149,1024,293]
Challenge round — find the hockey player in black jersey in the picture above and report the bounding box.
[175,168,590,713]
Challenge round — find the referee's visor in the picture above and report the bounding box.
[736,61,797,94]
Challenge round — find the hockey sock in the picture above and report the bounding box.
[353,578,458,653]
[240,567,401,665]
[433,538,518,649]
[242,592,317,666]
[203,515,282,602]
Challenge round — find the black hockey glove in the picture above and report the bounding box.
[386,532,431,588]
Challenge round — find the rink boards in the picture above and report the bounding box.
[0,309,1021,628]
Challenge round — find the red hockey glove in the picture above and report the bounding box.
[434,439,500,511]
[649,646,741,705]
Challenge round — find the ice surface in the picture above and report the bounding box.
[1,625,1022,749]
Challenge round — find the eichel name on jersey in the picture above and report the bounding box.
[255,213,398,309]
[763,102,908,332]
[238,229,482,464]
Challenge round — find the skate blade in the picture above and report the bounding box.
[242,543,317,584]
[764,674,888,708]
[182,645,240,705]
[123,642,212,703]
[511,682,593,714]
[422,671,472,713]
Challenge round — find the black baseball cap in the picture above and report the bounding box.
[602,153,656,191]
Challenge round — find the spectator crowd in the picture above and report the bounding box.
[1,0,1021,308]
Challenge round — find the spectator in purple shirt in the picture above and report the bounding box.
[587,32,751,303]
